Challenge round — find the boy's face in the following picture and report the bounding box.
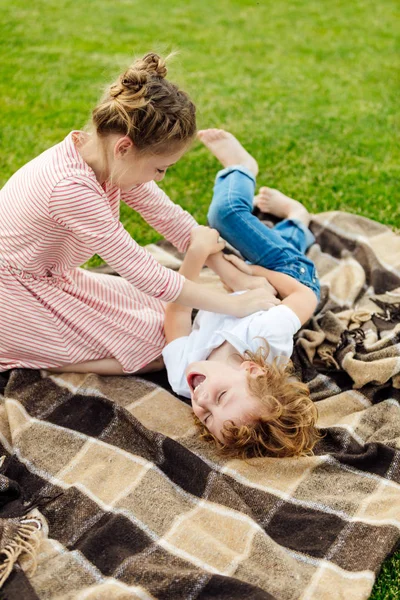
[186,360,264,442]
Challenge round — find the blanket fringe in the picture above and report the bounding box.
[0,517,42,588]
[372,299,400,322]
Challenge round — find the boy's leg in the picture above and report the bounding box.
[198,129,288,268]
[207,166,297,270]
[199,130,300,270]
[198,129,320,297]
[254,187,315,253]
[199,128,320,298]
[208,172,320,297]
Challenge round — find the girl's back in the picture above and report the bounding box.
[0,132,119,274]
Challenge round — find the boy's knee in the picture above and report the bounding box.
[207,204,223,231]
[208,199,241,228]
[208,204,248,246]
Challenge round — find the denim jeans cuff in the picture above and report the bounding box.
[289,218,316,249]
[215,164,256,184]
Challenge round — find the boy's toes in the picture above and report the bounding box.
[197,130,211,141]
[258,186,271,197]
[197,128,219,142]
[210,129,222,140]
[198,128,230,142]
[210,129,227,140]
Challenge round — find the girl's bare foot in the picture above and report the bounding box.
[253,187,310,226]
[197,129,258,177]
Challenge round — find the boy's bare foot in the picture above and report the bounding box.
[197,129,258,177]
[253,187,310,226]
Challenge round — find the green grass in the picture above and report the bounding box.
[0,0,399,596]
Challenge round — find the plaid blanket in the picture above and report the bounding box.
[0,210,399,600]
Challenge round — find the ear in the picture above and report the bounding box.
[240,361,264,377]
[114,136,134,158]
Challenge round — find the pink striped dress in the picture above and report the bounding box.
[0,131,197,372]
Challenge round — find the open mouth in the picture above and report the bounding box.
[187,372,206,393]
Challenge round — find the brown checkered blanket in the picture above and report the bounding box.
[0,211,399,600]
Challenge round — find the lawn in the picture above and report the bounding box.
[0,0,399,596]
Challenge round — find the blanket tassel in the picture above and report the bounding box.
[0,517,42,588]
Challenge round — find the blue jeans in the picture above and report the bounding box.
[207,165,320,299]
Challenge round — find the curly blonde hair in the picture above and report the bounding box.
[91,52,196,153]
[194,343,322,459]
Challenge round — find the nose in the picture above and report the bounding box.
[195,386,210,409]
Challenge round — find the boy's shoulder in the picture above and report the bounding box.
[217,304,301,361]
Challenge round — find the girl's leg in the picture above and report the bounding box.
[47,358,125,375]
[47,355,164,376]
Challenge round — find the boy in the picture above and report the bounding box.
[162,130,321,458]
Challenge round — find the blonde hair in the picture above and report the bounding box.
[195,343,322,459]
[91,52,196,153]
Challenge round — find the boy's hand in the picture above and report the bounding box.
[189,226,225,257]
[223,253,254,275]
[232,288,280,317]
[223,253,278,296]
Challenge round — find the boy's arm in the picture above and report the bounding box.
[205,251,278,296]
[165,226,282,342]
[164,244,209,344]
[249,266,317,324]
[224,255,317,325]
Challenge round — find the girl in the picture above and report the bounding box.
[0,54,276,376]
[162,129,321,458]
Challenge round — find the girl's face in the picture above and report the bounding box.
[185,360,265,442]
[111,136,188,189]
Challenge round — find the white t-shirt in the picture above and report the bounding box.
[162,303,301,398]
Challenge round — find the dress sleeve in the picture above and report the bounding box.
[48,176,184,302]
[121,180,198,253]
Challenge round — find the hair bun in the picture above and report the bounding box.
[110,69,148,98]
[110,53,167,98]
[94,49,196,152]
[122,69,148,90]
[135,52,168,79]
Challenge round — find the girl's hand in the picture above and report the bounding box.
[231,288,281,317]
[190,226,225,257]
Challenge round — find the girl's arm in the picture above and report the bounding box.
[121,181,197,253]
[50,179,274,317]
[164,245,208,343]
[174,229,279,315]
[50,177,184,302]
[122,182,277,294]
[224,255,318,325]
